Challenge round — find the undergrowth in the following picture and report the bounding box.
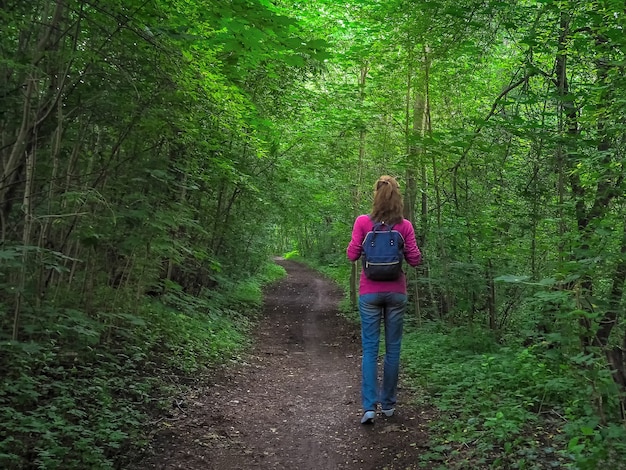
[402,323,626,470]
[0,261,286,469]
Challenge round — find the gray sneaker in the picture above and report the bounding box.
[381,408,395,417]
[360,410,376,424]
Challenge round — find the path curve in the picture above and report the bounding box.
[134,260,432,469]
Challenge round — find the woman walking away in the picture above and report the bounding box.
[346,175,422,425]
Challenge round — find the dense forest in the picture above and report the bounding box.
[2,0,626,468]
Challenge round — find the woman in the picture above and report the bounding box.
[346,175,422,424]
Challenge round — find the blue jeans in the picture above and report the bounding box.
[359,292,407,412]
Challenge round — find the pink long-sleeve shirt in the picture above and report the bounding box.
[347,215,422,295]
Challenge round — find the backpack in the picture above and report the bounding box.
[361,219,405,281]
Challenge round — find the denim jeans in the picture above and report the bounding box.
[359,292,407,412]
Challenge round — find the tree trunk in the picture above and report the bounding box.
[350,62,369,310]
[487,259,496,330]
[13,142,36,340]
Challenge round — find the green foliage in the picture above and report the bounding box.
[0,336,149,469]
[402,323,626,469]
[142,298,246,374]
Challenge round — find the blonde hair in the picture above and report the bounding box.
[370,175,404,225]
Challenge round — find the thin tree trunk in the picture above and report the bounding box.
[350,62,369,310]
[487,259,496,330]
[13,142,36,340]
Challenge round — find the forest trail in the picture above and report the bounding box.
[133,260,433,469]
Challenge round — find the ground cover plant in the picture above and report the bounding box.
[0,263,285,469]
[401,324,626,469]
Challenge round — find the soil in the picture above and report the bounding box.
[133,259,435,470]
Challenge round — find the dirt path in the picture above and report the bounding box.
[134,260,433,469]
